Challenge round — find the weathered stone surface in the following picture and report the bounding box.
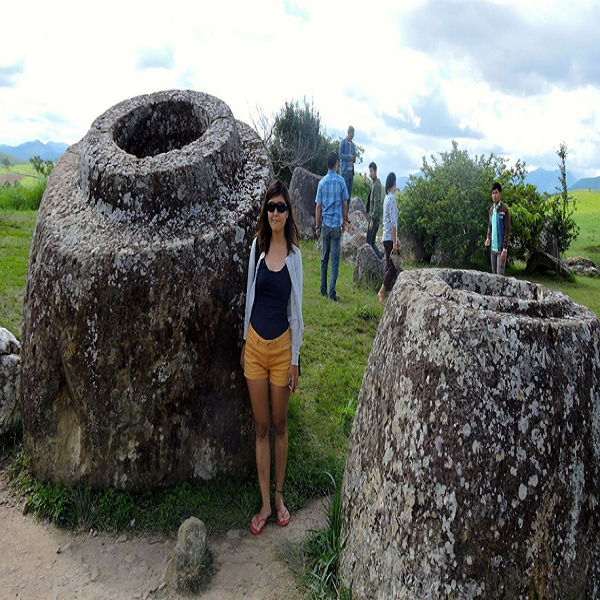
[342,210,370,260]
[289,167,321,239]
[525,250,571,277]
[340,269,600,599]
[539,219,558,257]
[20,90,274,490]
[399,230,429,265]
[349,196,366,216]
[564,256,600,278]
[0,327,21,434]
[353,244,384,290]
[0,328,20,355]
[166,517,209,593]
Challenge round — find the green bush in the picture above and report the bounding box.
[400,141,549,266]
[0,179,46,210]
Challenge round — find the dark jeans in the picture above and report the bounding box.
[366,220,383,259]
[383,240,398,291]
[320,223,341,299]
[343,172,354,199]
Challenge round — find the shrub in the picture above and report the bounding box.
[400,141,548,266]
[0,179,46,210]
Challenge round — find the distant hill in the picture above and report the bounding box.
[570,176,600,191]
[525,168,577,195]
[0,150,26,165]
[0,140,69,162]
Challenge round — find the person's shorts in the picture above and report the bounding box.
[244,324,292,387]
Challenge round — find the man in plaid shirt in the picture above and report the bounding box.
[315,151,349,301]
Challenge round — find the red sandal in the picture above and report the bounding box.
[276,505,290,527]
[250,513,270,535]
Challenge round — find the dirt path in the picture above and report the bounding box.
[0,473,326,600]
[0,174,25,185]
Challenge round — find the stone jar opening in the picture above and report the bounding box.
[113,99,210,158]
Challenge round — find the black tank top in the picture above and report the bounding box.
[250,260,292,340]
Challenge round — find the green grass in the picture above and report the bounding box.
[280,474,352,600]
[0,163,43,189]
[1,193,599,539]
[565,189,600,266]
[8,447,262,535]
[0,180,46,210]
[0,210,36,337]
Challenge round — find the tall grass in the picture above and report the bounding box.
[280,473,352,600]
[0,210,37,336]
[0,180,45,210]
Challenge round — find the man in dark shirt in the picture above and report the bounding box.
[364,161,383,259]
[339,126,355,198]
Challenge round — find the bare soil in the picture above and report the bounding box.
[0,174,25,185]
[0,470,326,600]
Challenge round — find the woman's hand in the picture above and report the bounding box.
[287,364,299,393]
[240,343,245,370]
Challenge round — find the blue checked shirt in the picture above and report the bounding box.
[315,170,349,228]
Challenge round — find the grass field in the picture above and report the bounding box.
[508,189,600,316]
[0,163,43,189]
[0,190,599,536]
[565,189,600,265]
[0,211,36,336]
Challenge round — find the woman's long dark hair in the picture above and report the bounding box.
[256,179,300,254]
[385,172,396,193]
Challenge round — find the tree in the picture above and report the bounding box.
[251,99,361,185]
[400,142,493,265]
[1,158,12,170]
[29,155,54,178]
[267,99,326,184]
[547,142,579,259]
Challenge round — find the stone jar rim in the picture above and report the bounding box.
[78,89,242,218]
[405,268,592,321]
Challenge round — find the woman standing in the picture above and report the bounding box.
[240,180,303,535]
[378,172,400,305]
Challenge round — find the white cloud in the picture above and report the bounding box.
[1,0,599,179]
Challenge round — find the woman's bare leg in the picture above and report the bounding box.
[271,383,290,524]
[247,378,272,528]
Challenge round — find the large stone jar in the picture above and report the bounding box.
[20,90,273,490]
[340,269,600,599]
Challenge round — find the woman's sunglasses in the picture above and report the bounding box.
[267,201,289,213]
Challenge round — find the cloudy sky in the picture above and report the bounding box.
[1,0,599,180]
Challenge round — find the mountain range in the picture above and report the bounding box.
[1,141,598,192]
[0,140,70,163]
[525,168,600,193]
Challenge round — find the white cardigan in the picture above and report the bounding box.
[243,238,304,365]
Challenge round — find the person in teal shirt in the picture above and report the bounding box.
[485,182,511,275]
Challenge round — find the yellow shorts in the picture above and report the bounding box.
[244,324,292,387]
